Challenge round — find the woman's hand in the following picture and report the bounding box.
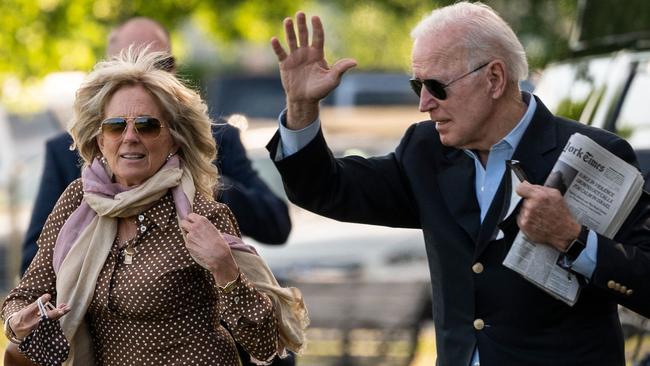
[180,213,240,286]
[270,11,357,129]
[9,294,70,340]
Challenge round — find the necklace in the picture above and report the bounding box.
[116,235,137,265]
[117,215,148,265]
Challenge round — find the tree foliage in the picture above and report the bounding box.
[0,0,578,91]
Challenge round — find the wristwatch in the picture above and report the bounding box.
[564,225,589,262]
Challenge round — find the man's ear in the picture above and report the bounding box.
[486,60,507,99]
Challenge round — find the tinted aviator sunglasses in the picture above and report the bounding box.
[99,116,165,140]
[409,61,490,100]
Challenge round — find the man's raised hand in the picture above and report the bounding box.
[271,11,357,129]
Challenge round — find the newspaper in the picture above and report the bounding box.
[503,133,644,306]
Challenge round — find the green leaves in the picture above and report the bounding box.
[0,0,578,99]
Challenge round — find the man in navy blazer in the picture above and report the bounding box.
[268,3,650,366]
[21,18,291,267]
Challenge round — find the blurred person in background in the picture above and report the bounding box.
[20,17,291,274]
[18,16,295,366]
[268,2,650,366]
[2,50,306,365]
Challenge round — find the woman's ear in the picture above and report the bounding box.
[96,135,105,155]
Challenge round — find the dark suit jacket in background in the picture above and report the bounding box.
[268,96,650,366]
[21,123,291,274]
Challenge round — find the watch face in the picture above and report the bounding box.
[566,239,586,260]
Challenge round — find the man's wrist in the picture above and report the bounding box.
[557,225,589,271]
[286,100,319,130]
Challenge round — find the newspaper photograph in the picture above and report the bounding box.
[503,133,644,305]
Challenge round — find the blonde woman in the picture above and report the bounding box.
[2,49,306,366]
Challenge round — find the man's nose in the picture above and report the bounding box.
[418,87,439,112]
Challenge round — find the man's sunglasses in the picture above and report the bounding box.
[99,116,165,140]
[409,61,490,100]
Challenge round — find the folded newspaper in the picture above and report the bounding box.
[503,133,644,306]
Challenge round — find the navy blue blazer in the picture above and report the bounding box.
[268,96,650,366]
[21,123,291,273]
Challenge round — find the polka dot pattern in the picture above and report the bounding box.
[18,318,70,365]
[2,179,280,365]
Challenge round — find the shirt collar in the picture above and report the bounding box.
[463,91,537,158]
[141,193,176,230]
[501,92,536,151]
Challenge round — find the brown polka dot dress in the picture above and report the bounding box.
[2,179,279,365]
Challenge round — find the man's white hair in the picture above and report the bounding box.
[411,1,528,82]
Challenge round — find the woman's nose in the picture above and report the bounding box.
[121,121,140,141]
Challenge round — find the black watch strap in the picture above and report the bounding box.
[564,225,589,261]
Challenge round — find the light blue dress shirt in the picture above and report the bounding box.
[276,92,598,366]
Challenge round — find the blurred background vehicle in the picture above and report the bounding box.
[534,0,650,363]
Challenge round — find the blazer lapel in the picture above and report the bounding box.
[436,148,481,243]
[473,96,560,258]
[512,97,560,186]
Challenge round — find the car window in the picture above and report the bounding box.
[535,56,612,122]
[615,59,650,149]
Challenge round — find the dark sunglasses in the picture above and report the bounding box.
[409,61,490,100]
[99,116,165,140]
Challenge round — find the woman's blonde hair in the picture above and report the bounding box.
[69,48,218,198]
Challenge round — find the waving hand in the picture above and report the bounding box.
[271,12,357,129]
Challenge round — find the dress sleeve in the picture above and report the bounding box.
[217,273,279,363]
[204,200,279,363]
[1,179,84,364]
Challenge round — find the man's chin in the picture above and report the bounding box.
[438,135,459,148]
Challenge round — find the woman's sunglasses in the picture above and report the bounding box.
[409,61,490,100]
[99,116,165,140]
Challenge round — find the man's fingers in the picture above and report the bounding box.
[284,17,298,51]
[296,11,309,47]
[311,16,324,53]
[515,180,537,197]
[271,37,288,61]
[331,58,358,80]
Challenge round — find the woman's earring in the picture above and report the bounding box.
[100,156,107,165]
[166,152,175,161]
